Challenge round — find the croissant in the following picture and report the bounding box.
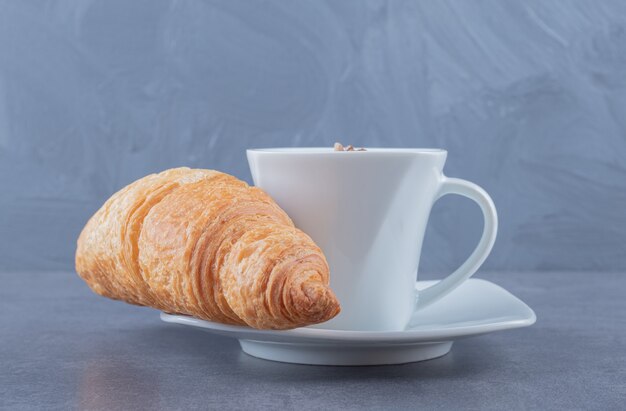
[75,167,340,329]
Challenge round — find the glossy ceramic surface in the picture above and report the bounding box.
[161,279,536,365]
[247,148,498,331]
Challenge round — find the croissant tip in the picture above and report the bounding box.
[296,281,341,325]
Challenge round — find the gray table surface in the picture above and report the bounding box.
[1,271,625,410]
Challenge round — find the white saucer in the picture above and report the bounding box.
[161,279,536,366]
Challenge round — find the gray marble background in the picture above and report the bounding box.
[1,0,625,273]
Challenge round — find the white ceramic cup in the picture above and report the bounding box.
[247,148,497,331]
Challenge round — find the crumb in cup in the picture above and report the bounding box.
[334,142,366,152]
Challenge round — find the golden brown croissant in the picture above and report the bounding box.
[75,167,340,329]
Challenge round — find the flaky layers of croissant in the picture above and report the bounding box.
[75,168,340,329]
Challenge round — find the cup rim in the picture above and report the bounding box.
[247,147,447,155]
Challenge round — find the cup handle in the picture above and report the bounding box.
[415,177,498,309]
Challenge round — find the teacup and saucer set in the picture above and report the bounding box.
[162,148,536,365]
